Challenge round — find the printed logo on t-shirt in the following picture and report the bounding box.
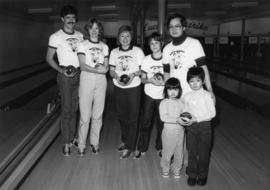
[87,47,104,67]
[66,38,80,52]
[169,50,185,70]
[149,65,163,77]
[117,55,133,71]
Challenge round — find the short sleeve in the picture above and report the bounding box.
[77,42,85,55]
[109,49,116,66]
[48,34,59,49]
[162,45,170,64]
[141,57,148,73]
[103,44,109,57]
[137,48,145,66]
[192,40,205,60]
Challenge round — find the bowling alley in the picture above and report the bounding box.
[0,0,269,190]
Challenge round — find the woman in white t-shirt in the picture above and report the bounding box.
[109,25,145,159]
[77,18,109,156]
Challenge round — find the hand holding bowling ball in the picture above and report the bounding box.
[154,73,164,81]
[95,63,103,68]
[180,112,192,123]
[65,65,76,75]
[119,74,130,84]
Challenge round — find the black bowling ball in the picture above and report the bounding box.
[120,74,130,84]
[180,112,192,122]
[66,65,76,75]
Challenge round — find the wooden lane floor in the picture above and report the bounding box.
[0,85,58,165]
[18,97,270,190]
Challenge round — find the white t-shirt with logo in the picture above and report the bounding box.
[109,46,145,89]
[77,40,109,68]
[163,37,205,95]
[48,29,83,67]
[141,54,164,99]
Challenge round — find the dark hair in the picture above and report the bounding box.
[60,5,78,18]
[148,32,163,47]
[163,77,182,99]
[117,25,134,46]
[167,13,187,28]
[187,66,205,82]
[84,18,103,41]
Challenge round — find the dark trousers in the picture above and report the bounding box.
[57,73,79,144]
[115,85,141,150]
[137,94,163,152]
[186,121,212,178]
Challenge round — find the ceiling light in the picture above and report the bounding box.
[91,5,117,11]
[167,3,191,9]
[204,11,227,15]
[232,1,258,7]
[28,8,53,14]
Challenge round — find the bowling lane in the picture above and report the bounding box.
[0,65,58,171]
[0,63,47,83]
[213,73,270,107]
[0,70,56,106]
[18,96,270,190]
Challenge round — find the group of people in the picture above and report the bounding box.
[46,5,216,187]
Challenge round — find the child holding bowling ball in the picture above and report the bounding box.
[181,66,216,186]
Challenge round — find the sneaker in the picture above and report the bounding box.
[197,177,207,186]
[187,177,197,186]
[157,150,162,158]
[62,144,71,156]
[161,172,169,178]
[90,144,100,155]
[173,173,181,179]
[70,138,79,147]
[120,149,132,159]
[117,143,125,152]
[133,150,146,159]
[78,148,85,157]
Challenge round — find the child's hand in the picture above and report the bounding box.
[177,117,188,126]
[185,114,197,126]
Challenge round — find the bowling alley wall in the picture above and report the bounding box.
[0,14,53,72]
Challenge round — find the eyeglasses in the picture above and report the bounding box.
[169,25,183,30]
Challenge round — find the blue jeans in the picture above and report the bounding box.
[57,72,79,144]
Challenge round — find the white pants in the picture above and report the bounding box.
[160,126,185,174]
[78,72,107,149]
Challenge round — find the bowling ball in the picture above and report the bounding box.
[154,73,164,81]
[120,74,130,84]
[180,112,192,122]
[66,65,76,75]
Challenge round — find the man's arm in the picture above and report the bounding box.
[46,47,64,74]
[201,65,215,103]
[201,65,213,92]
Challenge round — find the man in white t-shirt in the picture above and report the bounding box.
[163,13,214,98]
[46,5,83,156]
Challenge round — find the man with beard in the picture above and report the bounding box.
[46,5,83,156]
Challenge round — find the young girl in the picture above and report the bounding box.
[77,18,109,156]
[159,77,186,178]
